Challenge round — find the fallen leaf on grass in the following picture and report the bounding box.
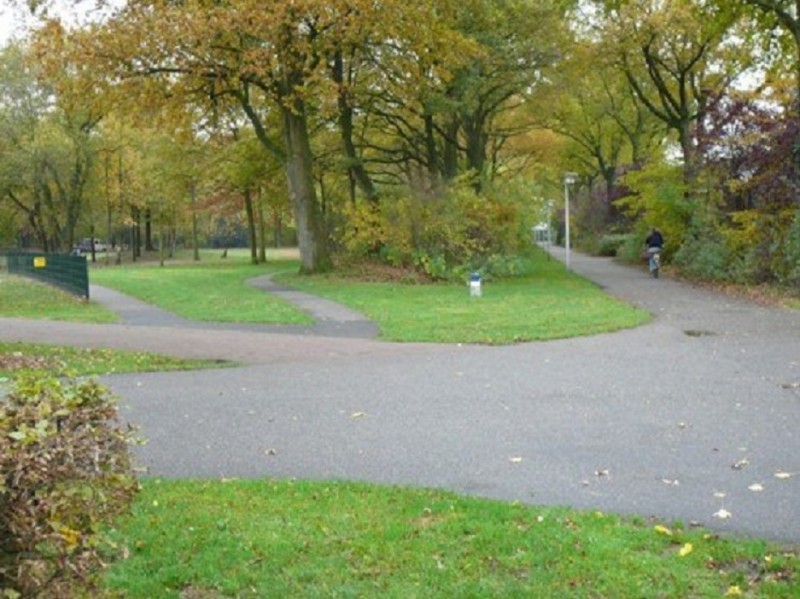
[679,543,693,557]
[654,525,672,536]
[725,585,743,597]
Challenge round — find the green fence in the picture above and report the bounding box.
[6,251,89,299]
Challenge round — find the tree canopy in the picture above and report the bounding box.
[0,0,797,287]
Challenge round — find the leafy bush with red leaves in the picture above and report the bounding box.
[0,376,139,598]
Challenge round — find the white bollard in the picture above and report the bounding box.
[469,273,482,297]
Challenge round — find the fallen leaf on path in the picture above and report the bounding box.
[594,469,610,477]
[731,458,749,470]
[748,483,764,492]
[509,457,523,464]
[351,412,367,419]
[713,509,732,519]
[264,448,277,456]
[774,471,793,479]
[714,491,727,499]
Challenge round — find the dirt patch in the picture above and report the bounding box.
[331,260,435,284]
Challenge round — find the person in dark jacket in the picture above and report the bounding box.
[645,227,664,250]
[644,227,664,275]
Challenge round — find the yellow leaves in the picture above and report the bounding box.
[652,526,692,559]
[59,526,81,552]
[725,585,744,597]
[654,524,673,536]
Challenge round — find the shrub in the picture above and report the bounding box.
[0,376,139,598]
[672,233,730,281]
[785,210,800,288]
[588,234,632,257]
[336,179,539,281]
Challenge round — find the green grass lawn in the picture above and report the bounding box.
[0,341,229,383]
[90,260,313,325]
[0,274,230,381]
[0,273,118,323]
[4,251,648,344]
[278,255,650,343]
[104,479,799,598]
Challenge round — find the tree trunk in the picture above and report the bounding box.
[442,120,460,182]
[463,114,488,192]
[282,102,331,274]
[190,182,200,261]
[145,208,154,251]
[243,187,258,265]
[257,188,267,263]
[131,206,141,261]
[679,121,698,194]
[424,113,439,182]
[333,50,378,203]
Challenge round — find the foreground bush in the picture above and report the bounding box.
[0,376,139,597]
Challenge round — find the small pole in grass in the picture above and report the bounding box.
[469,272,482,297]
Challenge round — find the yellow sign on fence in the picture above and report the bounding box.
[33,257,46,268]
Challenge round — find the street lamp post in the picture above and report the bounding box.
[563,172,577,270]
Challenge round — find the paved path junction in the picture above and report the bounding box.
[1,248,799,543]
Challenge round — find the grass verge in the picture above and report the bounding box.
[90,261,312,325]
[0,274,118,323]
[0,341,231,382]
[85,252,649,344]
[104,479,799,598]
[278,256,650,343]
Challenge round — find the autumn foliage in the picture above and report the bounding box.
[0,377,139,597]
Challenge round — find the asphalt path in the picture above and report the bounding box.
[2,249,799,543]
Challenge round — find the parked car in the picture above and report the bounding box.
[77,238,109,253]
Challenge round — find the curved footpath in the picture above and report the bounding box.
[1,251,799,543]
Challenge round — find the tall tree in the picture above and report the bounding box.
[0,42,99,251]
[540,38,662,210]
[358,0,567,192]
[739,0,800,108]
[595,0,749,190]
[64,0,469,273]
